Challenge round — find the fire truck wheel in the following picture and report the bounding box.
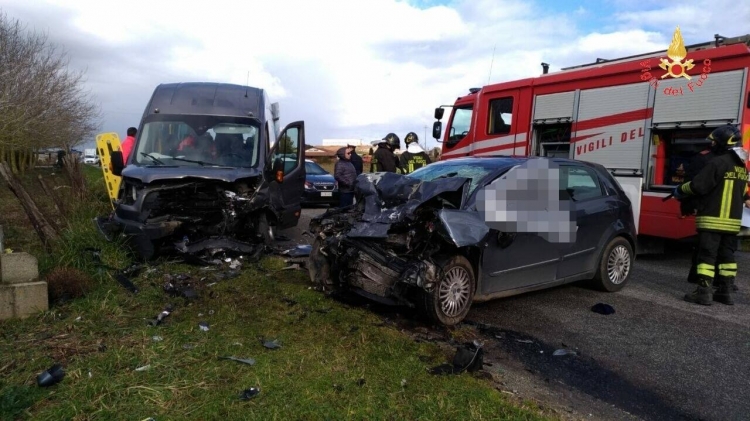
[421,255,476,327]
[593,236,633,292]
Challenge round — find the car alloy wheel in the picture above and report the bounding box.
[607,244,631,285]
[439,266,472,318]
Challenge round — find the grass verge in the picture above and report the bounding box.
[0,166,548,420]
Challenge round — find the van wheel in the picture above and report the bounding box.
[592,236,633,292]
[257,213,275,246]
[422,255,475,327]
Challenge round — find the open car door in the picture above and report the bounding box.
[268,121,306,229]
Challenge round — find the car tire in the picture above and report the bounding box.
[592,236,633,292]
[257,213,275,246]
[422,255,475,327]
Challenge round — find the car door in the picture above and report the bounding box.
[556,164,615,278]
[476,168,562,295]
[268,121,306,229]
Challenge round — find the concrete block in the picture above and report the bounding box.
[0,252,39,284]
[0,282,48,320]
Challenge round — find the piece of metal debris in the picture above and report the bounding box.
[280,244,312,257]
[219,356,256,366]
[36,364,65,387]
[239,387,260,400]
[262,339,281,349]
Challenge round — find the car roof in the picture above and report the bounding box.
[433,156,601,169]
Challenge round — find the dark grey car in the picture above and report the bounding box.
[308,156,637,326]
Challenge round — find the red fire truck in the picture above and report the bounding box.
[431,32,750,249]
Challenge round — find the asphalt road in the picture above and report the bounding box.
[280,208,750,421]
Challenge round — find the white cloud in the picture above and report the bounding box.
[0,0,747,150]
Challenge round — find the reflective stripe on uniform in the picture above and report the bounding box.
[718,262,738,277]
[697,263,716,278]
[695,216,741,232]
[720,180,734,219]
[681,183,694,195]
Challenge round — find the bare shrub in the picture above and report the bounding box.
[45,266,94,305]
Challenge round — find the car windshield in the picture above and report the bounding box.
[305,161,329,175]
[133,114,261,168]
[407,161,501,195]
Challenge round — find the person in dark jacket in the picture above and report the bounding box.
[683,140,715,285]
[399,132,431,174]
[334,147,357,207]
[675,125,750,306]
[372,133,402,173]
[348,145,363,175]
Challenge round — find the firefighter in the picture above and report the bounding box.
[682,138,716,285]
[399,132,431,174]
[674,125,750,306]
[373,133,402,173]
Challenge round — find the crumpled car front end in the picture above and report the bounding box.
[308,172,488,314]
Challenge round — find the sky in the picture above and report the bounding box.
[1,0,748,151]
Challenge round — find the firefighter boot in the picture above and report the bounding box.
[713,276,734,305]
[684,277,713,306]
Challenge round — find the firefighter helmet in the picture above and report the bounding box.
[708,125,741,153]
[405,132,418,145]
[384,133,400,149]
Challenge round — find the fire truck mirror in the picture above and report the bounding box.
[434,107,445,120]
[432,121,442,141]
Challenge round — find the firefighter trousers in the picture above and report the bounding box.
[695,230,738,284]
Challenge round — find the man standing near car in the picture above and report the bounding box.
[121,127,137,163]
[334,147,357,207]
[373,133,403,173]
[348,144,363,175]
[682,137,716,286]
[399,132,431,174]
[674,125,750,306]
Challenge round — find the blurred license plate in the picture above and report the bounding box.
[321,192,332,197]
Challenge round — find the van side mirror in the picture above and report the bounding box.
[434,107,444,120]
[111,151,124,176]
[432,121,443,141]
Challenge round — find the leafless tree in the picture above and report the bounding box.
[0,11,101,174]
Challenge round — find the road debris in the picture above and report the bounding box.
[198,322,210,332]
[553,348,577,357]
[262,339,281,349]
[280,244,312,257]
[135,365,150,372]
[591,303,615,315]
[239,387,260,400]
[219,356,256,366]
[148,305,173,326]
[429,341,484,375]
[36,364,65,387]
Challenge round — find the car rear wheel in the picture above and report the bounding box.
[422,255,475,326]
[592,236,632,292]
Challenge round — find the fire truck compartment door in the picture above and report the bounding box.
[533,92,576,123]
[652,70,744,125]
[612,175,642,234]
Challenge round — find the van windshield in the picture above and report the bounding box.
[134,115,261,168]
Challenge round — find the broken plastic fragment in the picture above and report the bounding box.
[149,305,173,326]
[152,336,163,342]
[553,348,577,356]
[199,322,210,332]
[239,387,260,400]
[135,365,150,371]
[262,339,281,349]
[219,356,256,366]
[429,342,484,375]
[36,364,65,387]
[281,244,312,257]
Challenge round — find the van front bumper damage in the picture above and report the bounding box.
[308,172,488,306]
[98,176,277,260]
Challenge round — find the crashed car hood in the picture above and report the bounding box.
[341,172,481,241]
[121,165,263,184]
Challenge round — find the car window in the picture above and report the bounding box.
[305,161,329,175]
[407,162,500,196]
[561,166,604,201]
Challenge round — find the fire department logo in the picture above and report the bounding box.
[658,27,695,80]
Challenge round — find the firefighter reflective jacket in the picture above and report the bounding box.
[373,147,400,173]
[679,152,750,233]
[399,150,432,174]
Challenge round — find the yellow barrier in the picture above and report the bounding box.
[96,132,123,208]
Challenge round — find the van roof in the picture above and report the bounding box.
[143,82,265,120]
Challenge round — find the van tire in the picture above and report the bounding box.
[257,213,275,246]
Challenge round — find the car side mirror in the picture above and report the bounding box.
[434,107,444,120]
[432,121,442,141]
[111,151,124,176]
